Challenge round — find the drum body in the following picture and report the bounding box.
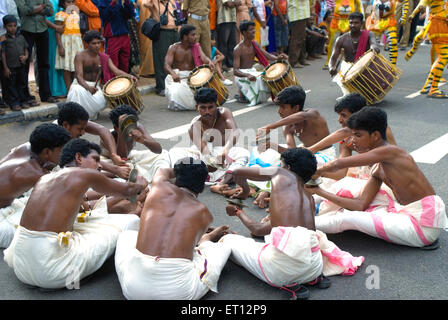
[341,50,401,105]
[262,60,299,97]
[103,76,145,113]
[188,65,229,106]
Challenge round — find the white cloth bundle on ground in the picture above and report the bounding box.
[235,68,270,106]
[332,60,353,96]
[67,79,107,120]
[165,69,196,111]
[3,197,140,289]
[0,194,30,249]
[168,144,250,184]
[101,149,172,184]
[315,177,448,247]
[220,226,363,288]
[115,229,232,300]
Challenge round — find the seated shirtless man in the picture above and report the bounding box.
[233,20,288,106]
[115,157,232,300]
[249,85,333,208]
[169,87,250,188]
[104,104,171,184]
[0,123,71,248]
[67,30,137,120]
[307,92,397,180]
[220,148,364,300]
[4,138,147,289]
[307,107,448,248]
[164,24,214,111]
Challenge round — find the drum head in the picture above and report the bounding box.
[264,62,287,80]
[344,51,374,81]
[189,66,213,86]
[105,77,132,96]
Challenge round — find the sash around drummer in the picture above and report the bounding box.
[164,24,215,111]
[233,20,288,106]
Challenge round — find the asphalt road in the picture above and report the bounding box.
[0,44,447,302]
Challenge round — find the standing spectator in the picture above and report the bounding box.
[287,0,311,68]
[55,0,84,92]
[127,0,141,74]
[265,0,277,53]
[396,0,414,50]
[46,0,67,98]
[182,0,212,58]
[143,0,179,96]
[216,0,238,70]
[15,0,59,104]
[252,0,266,45]
[137,0,154,77]
[98,0,135,73]
[235,0,252,41]
[209,0,218,40]
[75,0,102,35]
[273,0,288,54]
[1,15,29,112]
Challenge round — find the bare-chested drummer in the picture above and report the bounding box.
[164,24,214,111]
[0,123,71,248]
[67,30,138,120]
[328,12,379,97]
[115,157,232,300]
[220,148,364,300]
[168,87,250,190]
[4,138,147,289]
[307,107,448,248]
[233,20,288,106]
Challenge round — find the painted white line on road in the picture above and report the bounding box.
[410,132,448,164]
[405,83,446,99]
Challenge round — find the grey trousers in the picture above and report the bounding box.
[152,29,179,93]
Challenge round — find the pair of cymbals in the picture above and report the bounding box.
[119,114,138,143]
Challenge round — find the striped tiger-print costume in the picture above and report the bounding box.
[405,0,448,97]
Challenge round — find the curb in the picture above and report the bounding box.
[0,84,156,125]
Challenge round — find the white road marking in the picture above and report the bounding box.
[151,89,311,140]
[410,132,448,164]
[405,82,446,99]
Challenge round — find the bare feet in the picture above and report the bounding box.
[253,191,270,209]
[260,214,271,223]
[210,184,243,198]
[199,225,233,243]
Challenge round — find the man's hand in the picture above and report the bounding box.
[372,45,380,54]
[135,175,149,188]
[114,164,131,179]
[58,46,65,58]
[261,20,267,28]
[277,53,288,60]
[3,67,11,78]
[129,74,138,84]
[55,24,65,34]
[129,128,145,143]
[111,0,119,4]
[88,85,98,95]
[230,175,250,200]
[256,126,270,140]
[172,73,180,82]
[19,55,27,64]
[33,4,45,14]
[217,150,234,167]
[247,74,257,81]
[226,203,243,217]
[110,153,126,166]
[304,185,321,195]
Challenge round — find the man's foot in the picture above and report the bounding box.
[398,46,407,51]
[440,77,447,83]
[291,63,303,68]
[260,214,270,223]
[26,100,40,107]
[299,60,310,66]
[210,184,231,195]
[286,284,310,300]
[420,239,440,250]
[306,274,331,289]
[234,93,248,103]
[10,105,21,111]
[157,89,165,97]
[428,90,448,99]
[420,84,431,94]
[253,191,270,209]
[322,64,329,70]
[222,78,233,86]
[41,97,59,103]
[199,225,231,243]
[306,56,316,61]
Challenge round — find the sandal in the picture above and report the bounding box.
[427,91,448,99]
[27,100,40,107]
[234,94,248,103]
[420,84,431,94]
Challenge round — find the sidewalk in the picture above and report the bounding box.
[0,76,156,125]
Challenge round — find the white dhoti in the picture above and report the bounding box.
[3,197,140,289]
[168,144,250,184]
[0,195,29,249]
[220,226,363,289]
[235,68,270,106]
[115,229,231,300]
[315,177,448,247]
[165,70,196,111]
[332,60,353,97]
[67,79,107,120]
[101,149,172,184]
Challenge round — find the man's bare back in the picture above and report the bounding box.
[0,143,46,209]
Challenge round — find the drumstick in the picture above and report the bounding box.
[94,66,102,88]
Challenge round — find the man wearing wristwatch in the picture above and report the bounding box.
[181,0,212,58]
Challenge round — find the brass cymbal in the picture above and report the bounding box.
[119,114,138,143]
[226,198,248,208]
